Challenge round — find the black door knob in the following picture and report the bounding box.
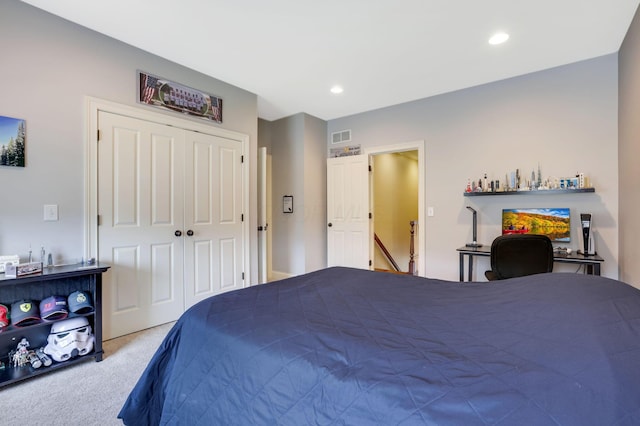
[328,223,333,227]
[186,230,194,236]
[175,230,182,237]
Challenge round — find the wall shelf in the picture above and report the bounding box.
[463,188,595,197]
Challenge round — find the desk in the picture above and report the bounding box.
[457,246,604,282]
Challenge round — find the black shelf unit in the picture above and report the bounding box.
[0,263,109,388]
[463,188,595,197]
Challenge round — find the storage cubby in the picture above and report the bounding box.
[0,264,109,387]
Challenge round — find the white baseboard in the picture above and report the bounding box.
[269,270,293,282]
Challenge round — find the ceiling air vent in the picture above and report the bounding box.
[331,129,351,144]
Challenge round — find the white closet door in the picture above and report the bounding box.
[183,131,244,308]
[98,111,185,339]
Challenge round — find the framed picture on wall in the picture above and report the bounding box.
[560,177,580,189]
[0,115,26,167]
[138,71,223,123]
[283,195,293,213]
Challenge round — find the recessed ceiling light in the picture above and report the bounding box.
[330,85,344,94]
[489,32,509,45]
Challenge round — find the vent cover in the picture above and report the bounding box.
[331,129,351,144]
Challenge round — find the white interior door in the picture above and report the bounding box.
[326,154,370,269]
[183,132,244,307]
[98,111,185,339]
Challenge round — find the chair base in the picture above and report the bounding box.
[485,270,497,281]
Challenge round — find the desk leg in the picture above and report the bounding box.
[459,253,464,282]
[593,264,600,276]
[468,255,473,282]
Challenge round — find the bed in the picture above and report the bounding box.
[118,267,640,425]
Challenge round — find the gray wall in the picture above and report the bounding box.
[619,6,640,287]
[328,55,619,282]
[303,114,328,272]
[269,115,305,274]
[19,0,624,284]
[0,1,259,280]
[264,113,327,276]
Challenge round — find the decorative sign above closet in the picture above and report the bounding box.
[137,71,223,123]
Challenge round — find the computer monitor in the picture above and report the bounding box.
[502,208,570,242]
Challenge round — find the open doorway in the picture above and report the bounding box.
[371,151,419,274]
[326,140,425,275]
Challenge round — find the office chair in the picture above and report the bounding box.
[485,234,554,280]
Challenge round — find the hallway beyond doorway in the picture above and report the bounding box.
[372,151,418,274]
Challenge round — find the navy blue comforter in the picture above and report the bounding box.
[119,267,640,425]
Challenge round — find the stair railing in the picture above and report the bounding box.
[409,221,416,275]
[374,233,401,272]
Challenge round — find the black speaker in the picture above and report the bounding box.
[580,213,593,256]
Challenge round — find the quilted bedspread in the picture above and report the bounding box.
[119,267,640,425]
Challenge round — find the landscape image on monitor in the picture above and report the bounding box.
[502,208,571,242]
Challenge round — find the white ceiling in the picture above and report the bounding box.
[21,0,640,121]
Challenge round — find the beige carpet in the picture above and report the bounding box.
[0,321,175,426]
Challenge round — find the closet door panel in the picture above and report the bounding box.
[184,132,244,308]
[98,111,185,339]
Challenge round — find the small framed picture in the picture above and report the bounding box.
[0,115,26,167]
[561,177,580,189]
[283,195,293,213]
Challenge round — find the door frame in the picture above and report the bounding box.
[84,96,251,284]
[258,147,268,283]
[365,140,425,276]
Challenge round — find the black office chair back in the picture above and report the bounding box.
[485,234,554,280]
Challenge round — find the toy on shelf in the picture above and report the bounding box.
[10,338,31,368]
[44,317,95,362]
[465,166,591,193]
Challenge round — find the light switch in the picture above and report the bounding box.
[44,204,58,221]
[428,206,434,217]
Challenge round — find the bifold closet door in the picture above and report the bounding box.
[98,111,245,339]
[98,111,186,339]
[183,131,244,308]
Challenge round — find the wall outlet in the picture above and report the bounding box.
[44,204,58,221]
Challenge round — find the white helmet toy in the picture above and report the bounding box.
[44,317,95,362]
